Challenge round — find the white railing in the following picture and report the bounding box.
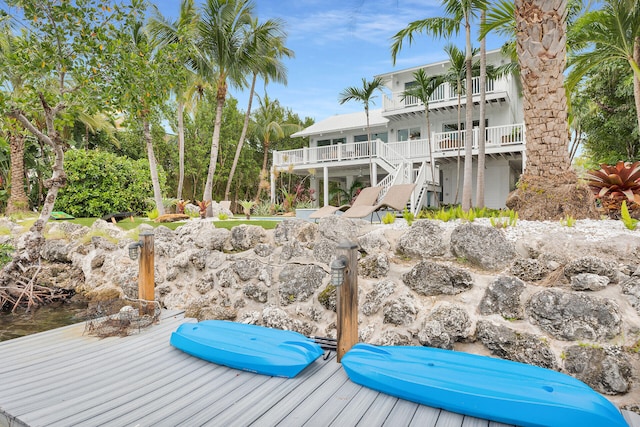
[272,123,524,169]
[384,76,500,111]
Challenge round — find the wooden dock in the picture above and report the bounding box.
[1,310,638,427]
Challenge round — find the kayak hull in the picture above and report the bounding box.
[341,343,628,427]
[170,320,324,378]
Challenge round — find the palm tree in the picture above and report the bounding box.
[196,0,257,216]
[391,0,488,211]
[224,17,293,202]
[568,0,640,132]
[147,0,200,201]
[252,93,301,202]
[338,76,385,184]
[401,69,445,207]
[476,8,488,209]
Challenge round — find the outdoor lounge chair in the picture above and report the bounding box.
[309,186,382,219]
[341,183,416,221]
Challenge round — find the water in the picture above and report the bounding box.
[0,301,88,342]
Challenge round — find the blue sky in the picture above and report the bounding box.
[154,0,510,122]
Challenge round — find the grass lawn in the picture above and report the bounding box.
[59,217,280,231]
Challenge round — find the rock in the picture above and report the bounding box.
[189,305,237,321]
[47,221,89,240]
[357,228,390,254]
[374,330,412,346]
[273,219,317,246]
[527,289,622,341]
[403,260,474,296]
[230,225,267,251]
[476,321,558,370]
[243,283,268,303]
[396,220,446,259]
[510,258,549,282]
[570,273,610,291]
[362,280,396,316]
[621,276,640,315]
[41,239,73,263]
[417,303,472,349]
[254,243,275,257]
[210,201,233,217]
[216,267,238,289]
[359,253,389,278]
[232,258,262,281]
[383,295,417,326]
[195,227,231,252]
[195,272,215,294]
[317,284,337,312]
[479,276,526,319]
[564,256,619,284]
[280,241,307,261]
[91,236,118,251]
[312,238,337,265]
[278,264,326,305]
[563,345,632,395]
[450,223,517,271]
[317,216,364,243]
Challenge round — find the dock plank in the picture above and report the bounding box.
[0,311,636,427]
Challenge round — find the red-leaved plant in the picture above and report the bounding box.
[586,161,640,217]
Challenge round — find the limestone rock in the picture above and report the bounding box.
[278,264,326,305]
[396,220,446,259]
[383,295,417,326]
[317,284,337,312]
[564,256,618,284]
[450,223,517,271]
[510,258,549,281]
[570,273,610,291]
[216,267,238,289]
[479,276,526,319]
[243,283,268,303]
[362,280,396,316]
[527,289,622,341]
[41,239,73,263]
[280,241,307,261]
[230,225,266,251]
[254,243,275,257]
[232,258,262,281]
[476,321,558,370]
[403,261,474,296]
[620,276,640,315]
[374,330,412,346]
[563,345,632,395]
[417,303,472,349]
[312,238,337,265]
[359,253,389,278]
[317,216,364,243]
[196,227,231,252]
[273,219,317,246]
[358,228,390,254]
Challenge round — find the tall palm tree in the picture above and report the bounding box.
[391,0,488,211]
[338,76,385,184]
[252,93,301,202]
[147,0,200,201]
[476,8,488,209]
[224,17,292,202]
[568,0,640,132]
[196,0,257,216]
[401,69,445,206]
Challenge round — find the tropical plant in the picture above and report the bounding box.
[402,208,415,226]
[621,201,638,230]
[196,200,212,219]
[586,161,640,217]
[239,199,255,220]
[561,215,576,227]
[381,212,396,224]
[176,200,190,214]
[217,212,229,220]
[338,76,385,183]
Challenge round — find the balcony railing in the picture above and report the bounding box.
[273,123,525,168]
[385,76,500,111]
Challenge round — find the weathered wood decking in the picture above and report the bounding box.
[0,311,638,427]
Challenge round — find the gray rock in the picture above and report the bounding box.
[273,219,317,246]
[396,220,446,259]
[450,223,517,271]
[216,267,238,289]
[358,228,390,254]
[563,345,632,395]
[510,258,549,282]
[195,227,231,252]
[312,238,337,265]
[210,201,233,217]
[243,283,268,303]
[403,261,474,296]
[570,273,610,291]
[383,296,417,325]
[91,236,118,251]
[280,241,307,261]
[254,243,275,257]
[41,239,72,263]
[362,280,396,316]
[317,216,364,243]
[476,321,558,369]
[199,305,237,321]
[527,289,622,341]
[479,276,526,319]
[195,271,216,294]
[620,276,640,314]
[418,303,472,349]
[374,330,412,346]
[564,256,618,284]
[317,284,337,312]
[48,221,89,240]
[232,258,262,282]
[359,253,389,278]
[189,249,210,270]
[278,264,326,305]
[230,225,267,251]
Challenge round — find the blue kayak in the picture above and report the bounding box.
[341,343,628,427]
[170,320,324,378]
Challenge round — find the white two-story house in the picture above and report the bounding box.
[271,49,525,212]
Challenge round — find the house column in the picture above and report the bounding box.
[323,166,329,207]
[311,175,319,208]
[371,163,378,187]
[270,166,276,203]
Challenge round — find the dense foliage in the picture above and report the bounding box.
[55,150,164,218]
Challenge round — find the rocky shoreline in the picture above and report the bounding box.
[9,215,640,412]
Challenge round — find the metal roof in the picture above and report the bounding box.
[292,109,388,138]
[0,311,638,427]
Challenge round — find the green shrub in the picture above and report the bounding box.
[402,208,414,226]
[621,200,638,230]
[218,213,229,220]
[147,208,159,220]
[382,212,395,224]
[0,243,14,267]
[55,150,166,218]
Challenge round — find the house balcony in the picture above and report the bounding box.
[272,123,525,171]
[382,76,510,117]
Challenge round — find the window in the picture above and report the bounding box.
[398,127,421,142]
[317,138,345,147]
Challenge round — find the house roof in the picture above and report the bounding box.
[292,108,388,138]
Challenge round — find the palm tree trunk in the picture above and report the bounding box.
[366,107,373,185]
[454,91,462,204]
[476,9,487,209]
[633,37,640,133]
[225,72,257,201]
[203,80,226,216]
[144,119,165,216]
[425,109,439,207]
[177,101,185,201]
[462,14,474,212]
[6,132,29,214]
[254,139,270,203]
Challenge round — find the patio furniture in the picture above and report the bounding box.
[341,183,416,221]
[309,186,382,219]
